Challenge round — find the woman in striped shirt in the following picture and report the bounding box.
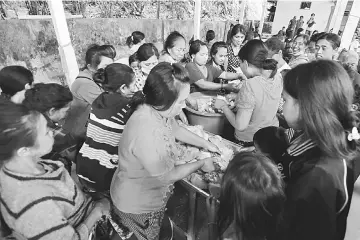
[76,63,138,193]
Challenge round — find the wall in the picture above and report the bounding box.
[0,18,227,85]
[271,0,334,34]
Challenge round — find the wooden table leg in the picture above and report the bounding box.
[187,191,197,240]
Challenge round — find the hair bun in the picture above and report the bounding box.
[93,68,106,84]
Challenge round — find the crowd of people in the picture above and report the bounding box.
[0,22,360,240]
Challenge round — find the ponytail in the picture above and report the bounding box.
[126,36,133,48]
[126,31,145,48]
[262,58,278,78]
[129,91,146,109]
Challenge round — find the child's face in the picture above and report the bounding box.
[130,61,140,72]
[282,90,301,129]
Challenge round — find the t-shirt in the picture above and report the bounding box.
[185,62,223,92]
[235,74,282,142]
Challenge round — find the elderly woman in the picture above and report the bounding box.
[110,62,218,240]
[288,34,310,68]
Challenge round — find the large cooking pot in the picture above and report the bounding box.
[184,91,231,136]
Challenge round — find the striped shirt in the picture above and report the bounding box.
[0,160,93,240]
[76,92,133,192]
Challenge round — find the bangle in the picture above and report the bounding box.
[221,82,223,90]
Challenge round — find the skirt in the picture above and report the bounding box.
[112,206,173,240]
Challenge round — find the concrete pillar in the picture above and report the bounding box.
[340,0,360,49]
[258,0,267,34]
[47,0,79,86]
[238,0,246,24]
[193,0,201,40]
[332,0,349,34]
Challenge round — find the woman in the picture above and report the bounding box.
[159,31,186,65]
[208,41,228,71]
[206,30,216,50]
[133,43,159,91]
[76,63,138,193]
[0,65,33,103]
[23,83,76,172]
[126,31,145,55]
[288,34,309,68]
[207,152,285,240]
[186,40,244,93]
[315,32,341,60]
[0,99,110,240]
[63,44,115,138]
[214,40,282,147]
[225,24,246,73]
[256,60,359,240]
[110,62,219,240]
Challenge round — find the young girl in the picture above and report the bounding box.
[23,83,76,172]
[0,65,34,103]
[0,99,110,240]
[214,40,282,147]
[186,40,245,93]
[256,60,359,240]
[207,152,285,240]
[76,63,138,193]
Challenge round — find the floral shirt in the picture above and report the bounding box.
[134,69,146,91]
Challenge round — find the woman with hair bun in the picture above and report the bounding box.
[76,63,138,193]
[126,31,146,55]
[111,62,220,240]
[63,44,115,138]
[214,39,282,146]
[159,31,186,64]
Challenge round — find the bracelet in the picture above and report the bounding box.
[221,82,223,90]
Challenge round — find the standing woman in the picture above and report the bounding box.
[159,31,186,65]
[288,34,309,68]
[76,63,138,193]
[63,44,115,138]
[0,65,34,103]
[315,32,341,60]
[126,31,146,55]
[225,24,247,73]
[111,62,219,240]
[214,40,282,147]
[186,40,244,93]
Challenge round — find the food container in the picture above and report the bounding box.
[184,91,229,135]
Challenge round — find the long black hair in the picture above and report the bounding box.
[131,62,190,111]
[217,152,285,240]
[0,66,34,97]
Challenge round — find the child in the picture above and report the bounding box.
[0,99,110,239]
[207,152,285,240]
[256,60,359,240]
[23,83,76,172]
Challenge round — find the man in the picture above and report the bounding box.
[288,16,297,37]
[306,13,316,36]
[278,26,286,37]
[265,37,291,77]
[295,16,304,36]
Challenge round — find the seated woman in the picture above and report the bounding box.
[207,152,285,240]
[23,83,75,172]
[159,31,186,65]
[288,34,309,68]
[111,62,219,240]
[0,99,110,240]
[208,41,228,72]
[133,43,159,91]
[126,31,145,55]
[186,40,245,93]
[63,44,115,139]
[0,65,34,103]
[214,40,282,147]
[76,63,138,193]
